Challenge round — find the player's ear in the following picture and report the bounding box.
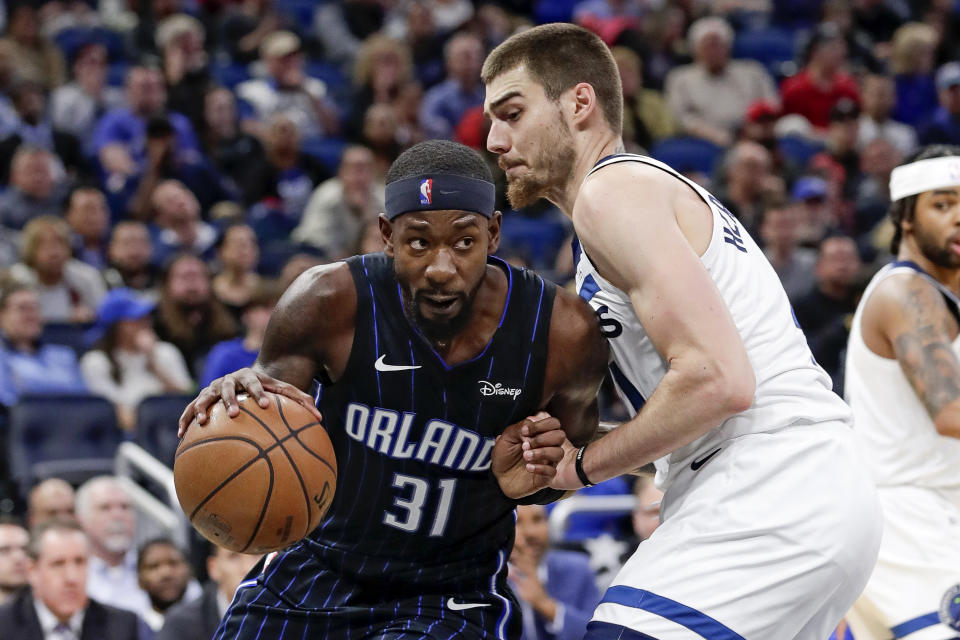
[487,211,502,254]
[379,214,395,257]
[569,82,598,129]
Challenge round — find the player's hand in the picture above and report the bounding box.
[492,412,566,499]
[178,368,322,437]
[549,439,583,491]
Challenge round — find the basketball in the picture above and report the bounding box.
[174,392,337,554]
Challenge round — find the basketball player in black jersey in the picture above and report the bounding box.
[177,140,608,639]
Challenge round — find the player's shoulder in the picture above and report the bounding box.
[864,267,951,330]
[576,156,679,218]
[275,260,357,331]
[548,285,607,369]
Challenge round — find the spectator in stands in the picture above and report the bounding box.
[201,282,279,387]
[510,504,600,640]
[0,280,87,407]
[236,30,339,139]
[348,35,414,139]
[104,221,158,293]
[292,145,384,258]
[81,287,193,430]
[794,234,863,386]
[739,100,802,186]
[665,16,777,147]
[824,98,863,200]
[0,520,143,640]
[92,65,200,190]
[631,476,664,543]
[219,0,289,65]
[761,199,817,302]
[0,517,28,605]
[0,147,70,231]
[154,253,238,376]
[918,61,960,146]
[313,0,383,71]
[27,478,76,528]
[419,31,486,140]
[781,23,860,131]
[211,223,264,318]
[361,103,404,180]
[125,115,237,222]
[0,80,85,183]
[0,41,19,138]
[0,3,65,88]
[158,545,261,640]
[199,86,263,193]
[792,175,836,246]
[858,73,917,156]
[715,141,784,234]
[76,476,147,615]
[890,22,939,128]
[157,14,211,134]
[278,252,324,288]
[10,216,106,324]
[243,114,331,239]
[149,179,219,267]
[65,187,111,270]
[136,538,200,632]
[612,46,673,153]
[394,81,426,147]
[50,43,125,147]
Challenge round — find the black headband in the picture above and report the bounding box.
[385,174,496,220]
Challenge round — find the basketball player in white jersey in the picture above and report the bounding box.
[844,146,960,640]
[482,23,882,640]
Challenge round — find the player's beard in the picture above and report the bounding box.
[914,222,960,269]
[403,278,483,342]
[502,117,576,209]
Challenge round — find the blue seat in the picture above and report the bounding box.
[301,136,347,173]
[733,27,799,78]
[534,0,578,24]
[8,394,121,495]
[274,0,318,25]
[499,210,570,270]
[41,322,93,356]
[135,394,194,467]
[778,135,826,167]
[649,137,724,177]
[210,62,252,89]
[53,26,126,61]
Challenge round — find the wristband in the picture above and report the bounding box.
[575,444,595,487]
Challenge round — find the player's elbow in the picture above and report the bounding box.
[696,359,755,417]
[933,406,960,439]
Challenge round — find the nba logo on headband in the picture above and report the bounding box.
[419,179,432,205]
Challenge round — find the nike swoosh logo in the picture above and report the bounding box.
[437,189,459,195]
[374,355,422,372]
[446,598,490,611]
[690,447,722,471]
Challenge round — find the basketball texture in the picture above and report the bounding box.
[174,392,337,554]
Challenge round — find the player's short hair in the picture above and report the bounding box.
[889,144,960,253]
[481,23,623,136]
[385,140,492,185]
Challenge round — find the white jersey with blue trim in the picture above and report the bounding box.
[574,153,851,490]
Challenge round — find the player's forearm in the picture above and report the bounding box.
[933,400,960,439]
[580,362,753,484]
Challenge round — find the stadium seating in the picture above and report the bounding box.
[649,137,724,177]
[134,394,195,467]
[778,135,826,167]
[40,322,94,356]
[732,27,799,79]
[8,394,122,496]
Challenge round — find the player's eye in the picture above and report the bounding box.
[506,110,521,122]
[455,237,475,250]
[410,238,428,250]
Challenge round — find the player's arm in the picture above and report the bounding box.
[865,274,960,439]
[178,263,357,435]
[565,164,756,486]
[541,287,608,447]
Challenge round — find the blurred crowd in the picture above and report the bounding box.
[0,0,958,637]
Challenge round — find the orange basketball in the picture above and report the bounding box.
[174,392,337,554]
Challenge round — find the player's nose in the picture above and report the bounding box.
[425,249,457,282]
[486,121,509,155]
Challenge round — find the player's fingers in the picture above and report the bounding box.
[189,384,223,426]
[524,462,558,477]
[523,445,564,465]
[266,381,323,422]
[521,416,561,437]
[235,371,269,408]
[220,377,240,418]
[522,429,567,450]
[177,402,196,437]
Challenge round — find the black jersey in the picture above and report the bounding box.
[240,253,556,615]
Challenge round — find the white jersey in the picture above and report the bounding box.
[845,261,960,495]
[574,154,851,490]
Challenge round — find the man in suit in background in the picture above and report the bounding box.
[0,519,144,640]
[157,545,261,640]
[510,505,601,640]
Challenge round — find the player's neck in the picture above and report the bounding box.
[426,264,508,363]
[899,245,960,291]
[551,134,624,216]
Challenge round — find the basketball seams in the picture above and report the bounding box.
[241,453,276,553]
[181,437,268,520]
